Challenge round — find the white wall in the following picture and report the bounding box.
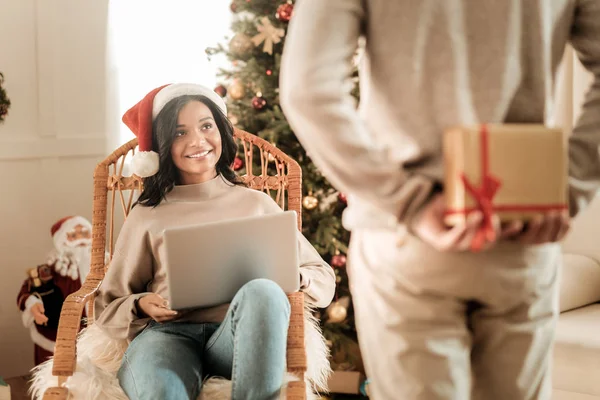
[0,0,108,378]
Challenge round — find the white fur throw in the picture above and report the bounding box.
[30,306,331,399]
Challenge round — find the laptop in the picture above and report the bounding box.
[163,211,300,310]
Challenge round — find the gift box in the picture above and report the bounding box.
[326,370,363,394]
[443,124,568,229]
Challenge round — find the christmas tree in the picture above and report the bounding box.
[207,0,364,376]
[0,73,10,123]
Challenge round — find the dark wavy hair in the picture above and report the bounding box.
[136,95,243,207]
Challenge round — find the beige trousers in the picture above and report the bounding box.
[348,228,561,400]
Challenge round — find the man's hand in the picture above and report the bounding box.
[502,210,570,244]
[411,194,570,251]
[411,194,524,252]
[137,294,178,323]
[31,303,49,326]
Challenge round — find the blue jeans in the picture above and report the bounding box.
[117,279,291,400]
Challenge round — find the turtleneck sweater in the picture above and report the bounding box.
[95,175,336,341]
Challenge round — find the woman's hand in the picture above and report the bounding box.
[137,294,178,323]
[31,302,49,325]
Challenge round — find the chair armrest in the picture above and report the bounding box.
[51,269,104,378]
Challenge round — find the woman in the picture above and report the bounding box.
[95,83,336,400]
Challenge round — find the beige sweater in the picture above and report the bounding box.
[95,176,336,341]
[280,0,600,230]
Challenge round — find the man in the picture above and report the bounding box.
[280,1,599,399]
[17,216,92,365]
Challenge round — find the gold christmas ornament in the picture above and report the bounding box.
[228,79,246,100]
[229,33,254,56]
[327,302,347,323]
[303,195,318,210]
[327,296,351,323]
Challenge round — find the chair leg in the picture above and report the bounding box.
[286,292,307,399]
[286,380,307,399]
[42,387,69,400]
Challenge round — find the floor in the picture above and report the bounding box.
[4,376,369,399]
[3,375,368,400]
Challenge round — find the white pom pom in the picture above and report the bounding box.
[131,151,159,178]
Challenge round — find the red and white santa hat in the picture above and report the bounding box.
[122,83,228,178]
[51,216,92,250]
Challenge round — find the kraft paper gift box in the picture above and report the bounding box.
[326,370,363,394]
[443,124,568,237]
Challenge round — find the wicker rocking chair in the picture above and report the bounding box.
[42,129,307,399]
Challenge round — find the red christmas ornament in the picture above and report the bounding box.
[252,95,267,110]
[214,84,227,98]
[0,103,8,120]
[230,2,238,12]
[266,69,273,76]
[338,192,347,204]
[331,254,347,268]
[233,156,244,171]
[276,3,294,22]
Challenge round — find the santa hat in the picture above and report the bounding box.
[51,216,92,250]
[122,83,228,178]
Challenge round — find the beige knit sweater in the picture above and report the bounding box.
[95,175,336,341]
[280,0,600,230]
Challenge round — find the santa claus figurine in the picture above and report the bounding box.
[16,216,92,366]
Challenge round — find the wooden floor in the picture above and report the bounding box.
[5,376,31,400]
[1,375,369,400]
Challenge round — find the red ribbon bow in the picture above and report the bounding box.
[460,124,502,251]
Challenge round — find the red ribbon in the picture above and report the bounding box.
[460,124,501,251]
[446,125,568,251]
